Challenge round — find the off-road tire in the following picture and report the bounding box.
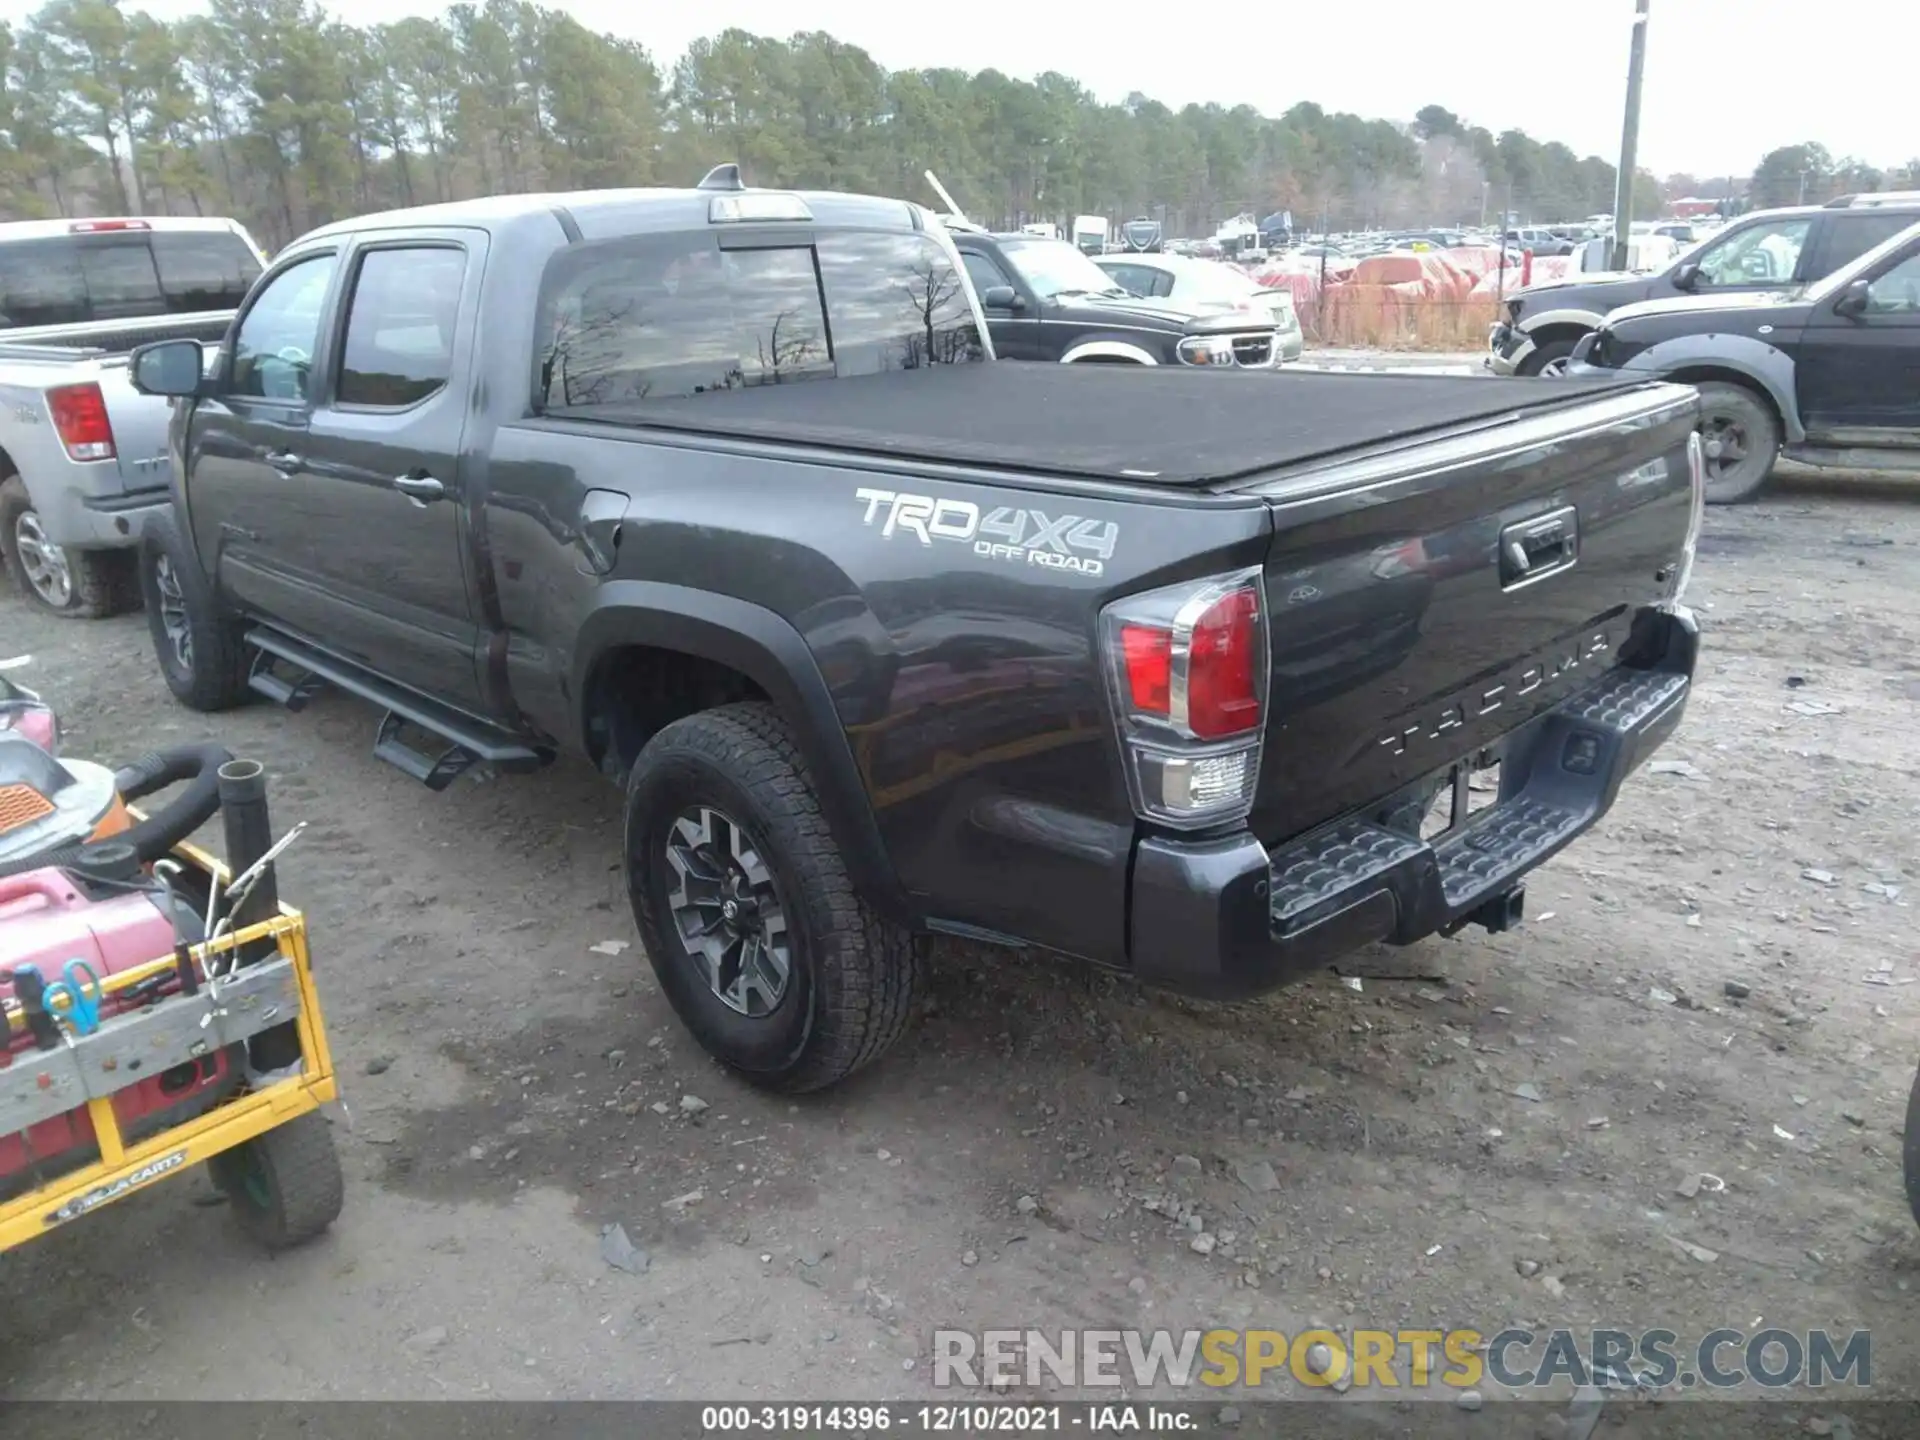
[1905,1062,1920,1230]
[139,509,251,711]
[625,702,920,1093]
[209,1110,345,1251]
[0,474,139,618]
[1516,337,1578,377]
[1695,381,1781,506]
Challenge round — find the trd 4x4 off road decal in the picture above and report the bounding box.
[854,488,1117,577]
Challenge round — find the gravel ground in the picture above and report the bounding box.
[1,464,1917,1420]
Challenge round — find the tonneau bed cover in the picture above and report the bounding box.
[558,363,1649,487]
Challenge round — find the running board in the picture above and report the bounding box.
[243,628,549,790]
[247,650,327,711]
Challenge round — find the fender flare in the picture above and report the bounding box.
[573,581,915,925]
[1519,306,1607,336]
[1620,333,1805,443]
[1060,339,1158,364]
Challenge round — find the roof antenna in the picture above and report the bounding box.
[698,164,745,192]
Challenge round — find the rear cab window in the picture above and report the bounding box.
[535,227,983,412]
[0,228,262,332]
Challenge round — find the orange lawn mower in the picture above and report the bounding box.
[0,672,341,1252]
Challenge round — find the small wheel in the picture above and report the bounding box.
[1517,337,1578,378]
[0,475,139,618]
[1694,381,1781,505]
[624,702,921,1093]
[1905,1063,1920,1230]
[139,510,251,710]
[209,1110,344,1251]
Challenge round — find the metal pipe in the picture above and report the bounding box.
[215,758,299,1070]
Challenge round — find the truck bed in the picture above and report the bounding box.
[561,363,1647,487]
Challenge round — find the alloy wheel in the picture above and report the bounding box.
[12,510,72,608]
[663,806,792,1017]
[153,553,194,672]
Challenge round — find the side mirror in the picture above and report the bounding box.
[129,339,208,398]
[1831,278,1872,319]
[980,285,1023,311]
[1671,262,1701,292]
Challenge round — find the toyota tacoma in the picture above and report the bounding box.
[128,168,1706,1091]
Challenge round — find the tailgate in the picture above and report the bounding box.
[1246,384,1699,844]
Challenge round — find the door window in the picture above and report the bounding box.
[229,254,334,402]
[961,250,1013,300]
[1692,220,1811,285]
[337,247,465,407]
[1865,253,1920,315]
[1100,263,1151,296]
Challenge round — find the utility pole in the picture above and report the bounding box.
[1609,0,1651,270]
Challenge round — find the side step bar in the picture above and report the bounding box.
[244,628,550,791]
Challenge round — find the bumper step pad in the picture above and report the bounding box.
[1268,665,1691,942]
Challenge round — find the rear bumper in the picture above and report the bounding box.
[27,471,168,549]
[1129,608,1699,1000]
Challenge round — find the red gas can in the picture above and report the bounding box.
[1,867,239,1197]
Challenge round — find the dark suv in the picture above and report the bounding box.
[950,227,1280,368]
[1488,194,1920,376]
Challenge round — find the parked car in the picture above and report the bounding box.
[0,216,266,615]
[1489,195,1920,376]
[1089,251,1304,362]
[129,168,1703,1092]
[1568,217,1920,502]
[949,228,1282,367]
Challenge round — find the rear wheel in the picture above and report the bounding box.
[138,510,251,710]
[1694,381,1781,505]
[0,475,138,618]
[624,702,921,1092]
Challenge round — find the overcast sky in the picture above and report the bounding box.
[8,0,1909,179]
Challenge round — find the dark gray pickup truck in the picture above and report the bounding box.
[128,169,1706,1091]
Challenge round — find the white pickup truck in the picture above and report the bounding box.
[0,216,266,616]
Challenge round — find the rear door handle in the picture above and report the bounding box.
[392,473,446,503]
[266,450,304,474]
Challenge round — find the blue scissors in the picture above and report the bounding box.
[42,959,104,1037]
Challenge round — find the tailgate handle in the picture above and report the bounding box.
[1499,507,1578,589]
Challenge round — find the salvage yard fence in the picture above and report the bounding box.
[1254,249,1582,352]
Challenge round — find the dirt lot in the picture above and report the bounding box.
[2,465,1918,1419]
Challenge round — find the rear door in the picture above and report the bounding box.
[1797,242,1920,437]
[183,246,341,620]
[286,231,486,708]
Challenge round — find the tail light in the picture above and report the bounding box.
[68,219,149,232]
[1100,567,1269,828]
[45,383,116,462]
